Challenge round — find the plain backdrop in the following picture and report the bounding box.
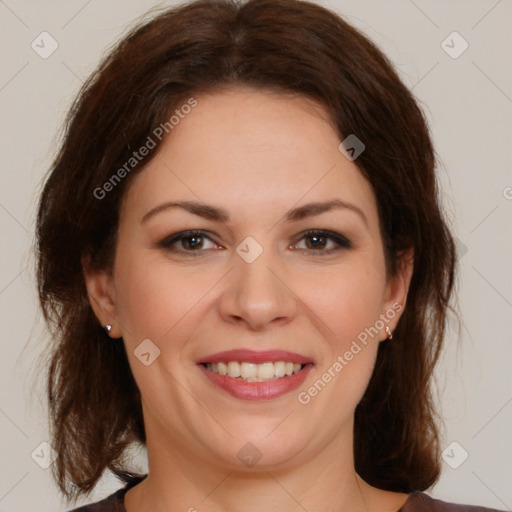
[0,0,511,510]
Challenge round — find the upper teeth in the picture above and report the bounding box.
[205,361,303,381]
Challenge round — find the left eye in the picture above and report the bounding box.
[158,229,351,256]
[291,229,351,254]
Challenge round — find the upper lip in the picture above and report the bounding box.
[197,349,313,365]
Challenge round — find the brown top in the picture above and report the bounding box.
[68,476,504,511]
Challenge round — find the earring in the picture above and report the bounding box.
[385,326,393,340]
[104,324,112,335]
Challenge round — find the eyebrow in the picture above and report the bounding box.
[141,198,368,227]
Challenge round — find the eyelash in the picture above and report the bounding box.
[158,229,351,257]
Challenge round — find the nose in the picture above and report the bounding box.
[218,248,298,331]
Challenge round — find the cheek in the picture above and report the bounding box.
[113,249,222,352]
[293,261,387,347]
[297,272,383,420]
[112,247,180,342]
[292,257,386,408]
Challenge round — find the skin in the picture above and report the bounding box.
[84,87,414,512]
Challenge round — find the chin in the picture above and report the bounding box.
[213,421,316,470]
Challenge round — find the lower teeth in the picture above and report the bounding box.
[233,375,285,382]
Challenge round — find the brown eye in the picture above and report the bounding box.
[292,229,351,255]
[159,230,219,255]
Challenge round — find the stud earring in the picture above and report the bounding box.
[104,324,112,335]
[385,326,393,340]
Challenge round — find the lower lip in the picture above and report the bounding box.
[198,363,314,400]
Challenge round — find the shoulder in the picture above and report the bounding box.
[66,475,146,512]
[401,491,505,512]
[66,488,125,512]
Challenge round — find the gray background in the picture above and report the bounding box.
[0,0,511,510]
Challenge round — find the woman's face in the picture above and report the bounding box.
[86,88,412,471]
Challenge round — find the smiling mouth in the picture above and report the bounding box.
[200,361,307,382]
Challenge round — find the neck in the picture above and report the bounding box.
[125,419,375,512]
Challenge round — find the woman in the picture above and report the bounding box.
[35,0,503,510]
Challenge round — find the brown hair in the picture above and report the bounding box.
[36,0,457,501]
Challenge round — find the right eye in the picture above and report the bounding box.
[158,230,221,256]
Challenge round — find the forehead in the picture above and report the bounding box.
[121,88,379,229]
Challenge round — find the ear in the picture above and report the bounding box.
[81,254,122,338]
[380,247,414,338]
